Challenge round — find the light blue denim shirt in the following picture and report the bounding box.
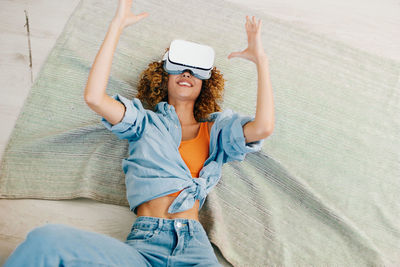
[101,94,264,214]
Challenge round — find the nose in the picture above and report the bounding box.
[181,70,192,77]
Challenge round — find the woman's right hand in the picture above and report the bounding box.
[113,0,149,29]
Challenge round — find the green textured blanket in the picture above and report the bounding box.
[1,0,399,266]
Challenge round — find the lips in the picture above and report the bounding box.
[177,78,193,87]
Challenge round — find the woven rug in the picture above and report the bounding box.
[1,0,399,266]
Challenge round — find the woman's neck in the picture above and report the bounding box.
[169,100,197,126]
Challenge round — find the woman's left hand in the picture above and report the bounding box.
[228,16,267,64]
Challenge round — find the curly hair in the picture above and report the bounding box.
[136,49,225,121]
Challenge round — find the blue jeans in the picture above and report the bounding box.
[4,216,222,266]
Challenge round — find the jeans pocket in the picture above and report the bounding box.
[126,228,158,243]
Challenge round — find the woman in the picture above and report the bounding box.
[4,0,274,266]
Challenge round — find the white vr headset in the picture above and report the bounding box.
[162,39,215,80]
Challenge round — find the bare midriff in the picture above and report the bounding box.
[136,196,200,221]
[136,121,212,222]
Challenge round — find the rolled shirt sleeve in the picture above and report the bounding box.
[101,93,147,140]
[219,110,265,163]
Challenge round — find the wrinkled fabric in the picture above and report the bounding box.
[101,94,264,214]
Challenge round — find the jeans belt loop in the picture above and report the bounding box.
[188,220,194,237]
[156,218,163,234]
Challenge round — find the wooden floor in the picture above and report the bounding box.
[0,0,399,265]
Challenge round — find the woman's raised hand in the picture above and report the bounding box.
[113,0,149,29]
[228,16,267,64]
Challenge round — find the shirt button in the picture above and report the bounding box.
[176,222,182,228]
[175,124,178,128]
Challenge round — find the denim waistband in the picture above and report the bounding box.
[132,216,204,234]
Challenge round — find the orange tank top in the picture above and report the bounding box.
[168,121,210,197]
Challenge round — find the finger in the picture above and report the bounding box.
[245,16,250,31]
[252,16,256,25]
[138,12,149,19]
[128,12,148,23]
[227,51,241,59]
[257,19,262,30]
